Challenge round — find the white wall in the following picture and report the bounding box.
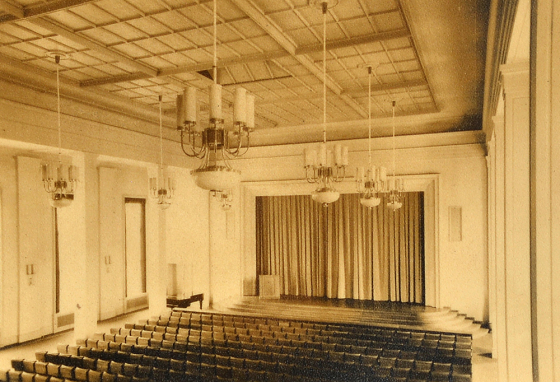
[165,167,211,307]
[98,165,152,319]
[0,154,19,346]
[0,79,213,345]
[208,188,243,308]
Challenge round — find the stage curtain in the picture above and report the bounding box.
[256,193,424,303]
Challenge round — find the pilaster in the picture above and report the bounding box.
[499,61,532,382]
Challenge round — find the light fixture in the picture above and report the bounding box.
[176,0,253,202]
[387,100,404,211]
[42,52,77,209]
[356,66,387,208]
[304,0,348,207]
[149,95,175,209]
[219,190,233,211]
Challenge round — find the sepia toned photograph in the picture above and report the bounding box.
[0,0,557,381]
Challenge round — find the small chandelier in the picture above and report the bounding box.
[177,0,253,202]
[149,95,175,209]
[42,52,77,209]
[387,100,404,211]
[356,66,387,208]
[219,190,233,211]
[304,0,348,207]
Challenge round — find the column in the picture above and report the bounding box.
[531,1,560,380]
[146,166,167,316]
[73,153,99,341]
[485,128,497,358]
[492,114,507,370]
[500,62,532,381]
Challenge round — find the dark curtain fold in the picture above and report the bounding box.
[256,193,424,303]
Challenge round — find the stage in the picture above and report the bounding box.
[216,296,488,338]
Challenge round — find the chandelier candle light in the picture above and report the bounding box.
[177,0,253,204]
[149,95,175,209]
[42,52,77,209]
[304,0,348,207]
[356,66,387,208]
[386,100,404,211]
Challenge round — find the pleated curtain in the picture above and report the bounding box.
[256,193,424,303]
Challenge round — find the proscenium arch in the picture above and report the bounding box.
[241,174,440,308]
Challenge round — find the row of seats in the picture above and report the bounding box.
[74,334,472,378]
[85,331,472,370]
[117,324,471,353]
[166,311,470,343]
[8,351,471,382]
[153,312,469,342]
[148,311,472,348]
[102,328,472,360]
[0,308,473,382]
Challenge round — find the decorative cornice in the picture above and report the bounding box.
[482,0,520,136]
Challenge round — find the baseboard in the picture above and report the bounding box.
[18,326,51,343]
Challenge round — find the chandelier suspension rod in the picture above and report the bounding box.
[213,0,217,84]
[392,100,396,178]
[159,95,163,171]
[322,1,327,144]
[368,66,372,166]
[56,55,62,163]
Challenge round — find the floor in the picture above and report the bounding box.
[0,304,499,381]
[471,333,499,382]
[0,309,150,371]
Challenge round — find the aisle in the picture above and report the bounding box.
[0,309,151,371]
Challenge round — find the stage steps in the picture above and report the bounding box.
[220,297,489,339]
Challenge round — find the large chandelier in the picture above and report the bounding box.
[41,52,77,209]
[304,0,348,207]
[176,0,253,202]
[356,66,387,208]
[149,95,175,209]
[387,100,404,211]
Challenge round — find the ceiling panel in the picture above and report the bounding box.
[0,0,488,144]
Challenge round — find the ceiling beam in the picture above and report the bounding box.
[79,29,407,87]
[256,79,428,106]
[0,0,96,23]
[342,78,428,96]
[30,18,159,77]
[0,0,23,19]
[227,0,367,118]
[80,73,152,87]
[296,28,410,55]
[221,75,293,87]
[25,0,97,18]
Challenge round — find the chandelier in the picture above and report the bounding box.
[177,0,253,202]
[387,100,404,211]
[149,95,175,209]
[218,190,233,211]
[41,52,77,209]
[356,66,387,208]
[304,0,348,207]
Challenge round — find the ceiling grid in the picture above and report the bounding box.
[0,0,488,145]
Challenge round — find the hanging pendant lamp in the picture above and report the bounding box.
[356,65,387,208]
[176,0,253,205]
[149,95,175,210]
[41,52,78,208]
[387,101,404,211]
[303,0,347,207]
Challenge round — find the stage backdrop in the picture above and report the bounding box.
[256,193,424,303]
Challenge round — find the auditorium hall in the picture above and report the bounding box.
[0,0,557,381]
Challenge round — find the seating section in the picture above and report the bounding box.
[0,309,473,381]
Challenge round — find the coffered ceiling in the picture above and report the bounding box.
[0,0,489,146]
